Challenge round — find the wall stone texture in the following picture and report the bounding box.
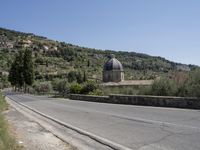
[69,94,200,109]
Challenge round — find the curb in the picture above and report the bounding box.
[6,95,132,150]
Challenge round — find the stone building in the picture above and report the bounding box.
[103,55,124,82]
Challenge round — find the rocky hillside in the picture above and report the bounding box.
[0,27,198,81]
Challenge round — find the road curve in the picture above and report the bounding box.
[6,93,200,150]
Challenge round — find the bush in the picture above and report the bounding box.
[33,81,53,94]
[51,79,69,96]
[69,83,83,94]
[88,89,103,96]
[68,71,84,83]
[82,81,98,94]
[139,78,177,96]
[177,70,200,97]
[0,75,10,89]
[102,86,141,96]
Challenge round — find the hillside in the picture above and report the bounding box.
[0,27,198,81]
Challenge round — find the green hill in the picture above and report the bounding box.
[0,27,198,82]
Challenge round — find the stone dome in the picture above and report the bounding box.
[104,55,123,71]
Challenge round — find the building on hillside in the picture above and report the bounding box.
[103,55,124,82]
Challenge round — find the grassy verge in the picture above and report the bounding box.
[0,93,21,150]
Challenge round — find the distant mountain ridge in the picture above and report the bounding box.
[0,27,198,80]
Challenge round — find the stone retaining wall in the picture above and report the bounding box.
[69,94,109,103]
[69,94,200,109]
[109,95,200,109]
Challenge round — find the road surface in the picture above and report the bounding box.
[6,93,200,150]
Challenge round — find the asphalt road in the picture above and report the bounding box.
[6,93,200,150]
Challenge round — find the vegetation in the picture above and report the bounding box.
[177,70,200,97]
[33,81,53,94]
[0,93,21,150]
[101,86,141,96]
[138,70,200,97]
[0,75,9,89]
[68,70,86,83]
[8,49,34,91]
[1,27,200,98]
[51,79,69,96]
[23,49,34,90]
[139,78,177,96]
[0,27,198,84]
[69,83,83,94]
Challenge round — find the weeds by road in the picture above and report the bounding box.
[0,93,21,150]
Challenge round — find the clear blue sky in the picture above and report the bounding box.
[0,0,200,65]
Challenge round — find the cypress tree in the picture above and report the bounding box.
[8,58,18,90]
[9,50,24,90]
[9,49,33,91]
[23,49,34,91]
[17,50,25,89]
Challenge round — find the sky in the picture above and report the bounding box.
[0,0,200,65]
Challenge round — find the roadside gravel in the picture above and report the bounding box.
[4,106,76,150]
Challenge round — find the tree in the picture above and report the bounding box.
[23,49,34,91]
[68,71,77,83]
[9,50,25,90]
[9,49,34,91]
[83,70,87,82]
[8,58,18,89]
[16,50,25,89]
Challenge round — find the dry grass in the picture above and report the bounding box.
[0,93,21,150]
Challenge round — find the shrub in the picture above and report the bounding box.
[69,83,83,94]
[177,70,200,97]
[88,89,103,96]
[51,79,69,96]
[82,81,98,94]
[102,86,141,96]
[33,81,53,94]
[151,78,177,96]
[139,78,177,96]
[0,75,10,89]
[68,71,84,83]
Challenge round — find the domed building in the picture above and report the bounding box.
[103,55,124,82]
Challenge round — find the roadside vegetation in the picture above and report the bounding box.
[0,93,21,150]
[2,27,200,98]
[139,70,200,97]
[1,27,199,86]
[8,49,34,92]
[28,69,200,98]
[6,49,200,98]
